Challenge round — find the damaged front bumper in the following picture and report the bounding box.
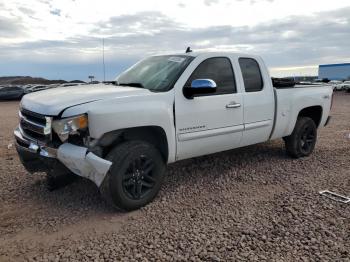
[14,127,112,187]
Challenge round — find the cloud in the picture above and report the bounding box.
[50,8,61,16]
[1,6,350,79]
[89,8,350,67]
[204,0,219,6]
[0,16,27,38]
[92,11,181,36]
[18,7,36,16]
[248,0,274,4]
[235,0,274,3]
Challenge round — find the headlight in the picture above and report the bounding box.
[52,114,88,142]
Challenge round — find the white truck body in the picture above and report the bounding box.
[15,52,333,210]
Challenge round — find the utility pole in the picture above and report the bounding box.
[102,38,106,82]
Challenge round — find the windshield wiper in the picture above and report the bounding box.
[118,82,144,88]
[103,81,118,85]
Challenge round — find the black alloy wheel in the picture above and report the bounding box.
[122,155,155,200]
[284,117,317,158]
[299,125,316,155]
[100,141,166,211]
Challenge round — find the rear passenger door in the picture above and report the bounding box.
[238,57,274,146]
[175,56,244,160]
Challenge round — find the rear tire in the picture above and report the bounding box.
[100,141,166,211]
[284,117,317,158]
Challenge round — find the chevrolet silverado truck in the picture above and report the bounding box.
[15,52,333,210]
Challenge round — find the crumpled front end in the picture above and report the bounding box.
[14,108,112,187]
[57,143,111,187]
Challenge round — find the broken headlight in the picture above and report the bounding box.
[52,114,88,142]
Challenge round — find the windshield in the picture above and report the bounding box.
[116,55,194,92]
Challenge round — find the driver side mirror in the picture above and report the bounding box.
[183,79,217,99]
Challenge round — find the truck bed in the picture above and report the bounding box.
[272,77,330,89]
[270,85,333,140]
[274,84,330,89]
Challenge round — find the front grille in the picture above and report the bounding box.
[19,109,52,144]
[21,108,46,125]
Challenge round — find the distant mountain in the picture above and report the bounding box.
[0,76,86,85]
[69,80,86,83]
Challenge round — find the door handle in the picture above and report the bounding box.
[226,102,241,109]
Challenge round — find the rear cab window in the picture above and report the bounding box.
[239,58,264,92]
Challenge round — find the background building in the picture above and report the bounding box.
[318,63,350,80]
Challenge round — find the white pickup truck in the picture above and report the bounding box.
[15,52,333,210]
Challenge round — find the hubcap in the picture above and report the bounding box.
[122,155,155,200]
[300,126,315,152]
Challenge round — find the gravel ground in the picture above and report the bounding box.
[0,92,349,261]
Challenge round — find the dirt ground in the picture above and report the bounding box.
[0,93,349,261]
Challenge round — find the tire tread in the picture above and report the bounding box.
[284,117,317,158]
[100,141,165,211]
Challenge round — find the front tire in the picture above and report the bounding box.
[100,141,166,211]
[284,117,317,158]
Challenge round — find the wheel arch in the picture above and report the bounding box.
[297,105,323,127]
[96,126,169,162]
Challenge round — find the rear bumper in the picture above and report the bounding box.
[14,127,112,187]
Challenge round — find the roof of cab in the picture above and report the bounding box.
[154,51,257,58]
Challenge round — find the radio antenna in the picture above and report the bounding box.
[102,38,106,82]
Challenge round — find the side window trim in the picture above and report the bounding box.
[184,56,237,96]
[239,57,264,93]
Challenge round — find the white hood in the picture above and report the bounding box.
[21,84,150,116]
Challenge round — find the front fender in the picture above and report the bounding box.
[62,91,177,163]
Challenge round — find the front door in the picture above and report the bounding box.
[175,56,244,160]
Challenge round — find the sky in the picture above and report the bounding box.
[0,0,350,81]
